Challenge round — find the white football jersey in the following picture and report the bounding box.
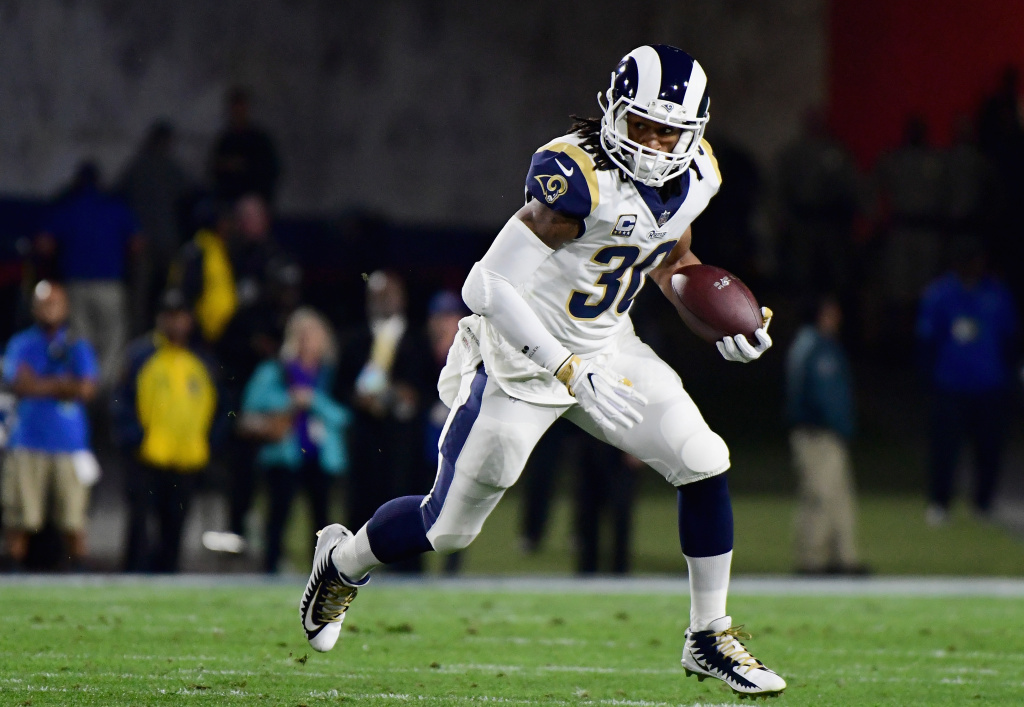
[522,132,721,356]
[448,132,722,406]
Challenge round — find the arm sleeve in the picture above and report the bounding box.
[462,217,573,374]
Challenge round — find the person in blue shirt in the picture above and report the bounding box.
[785,294,867,575]
[916,238,1019,525]
[1,281,98,570]
[36,162,143,388]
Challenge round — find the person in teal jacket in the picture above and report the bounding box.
[239,307,352,572]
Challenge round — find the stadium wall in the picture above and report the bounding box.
[0,0,826,226]
[829,0,1024,167]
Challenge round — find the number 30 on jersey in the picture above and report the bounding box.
[567,240,677,319]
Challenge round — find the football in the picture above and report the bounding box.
[670,264,763,343]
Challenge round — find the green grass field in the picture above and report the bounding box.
[1,581,1022,706]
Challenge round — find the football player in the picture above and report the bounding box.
[300,44,783,697]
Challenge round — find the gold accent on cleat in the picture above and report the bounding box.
[317,583,358,624]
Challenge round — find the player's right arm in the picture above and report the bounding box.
[460,150,646,430]
[514,198,580,249]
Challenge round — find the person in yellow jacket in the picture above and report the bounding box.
[167,200,237,344]
[112,290,217,572]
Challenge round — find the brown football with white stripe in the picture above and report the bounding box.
[670,264,763,343]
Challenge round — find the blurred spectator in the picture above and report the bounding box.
[168,199,237,345]
[785,294,866,575]
[334,270,430,571]
[209,87,281,204]
[575,440,637,575]
[115,121,197,335]
[225,194,288,325]
[941,116,997,243]
[36,162,142,387]
[0,389,16,534]
[977,65,1024,160]
[1,281,98,571]
[174,194,295,552]
[238,308,352,573]
[871,116,946,354]
[172,194,290,344]
[214,195,299,542]
[916,239,1019,526]
[976,66,1024,308]
[114,290,217,572]
[217,258,303,541]
[774,108,861,295]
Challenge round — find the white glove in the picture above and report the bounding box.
[717,307,773,363]
[555,354,647,432]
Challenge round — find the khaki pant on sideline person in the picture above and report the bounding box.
[790,427,859,571]
[1,449,89,532]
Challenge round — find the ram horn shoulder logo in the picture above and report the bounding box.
[534,174,568,204]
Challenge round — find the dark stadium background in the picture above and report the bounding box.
[0,0,1022,570]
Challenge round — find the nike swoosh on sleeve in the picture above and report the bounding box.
[554,158,574,177]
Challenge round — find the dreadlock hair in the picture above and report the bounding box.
[569,115,620,173]
[569,114,692,196]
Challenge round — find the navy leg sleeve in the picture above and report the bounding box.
[366,495,434,564]
[677,473,734,558]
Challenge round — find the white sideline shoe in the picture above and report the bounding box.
[681,616,786,698]
[298,524,369,652]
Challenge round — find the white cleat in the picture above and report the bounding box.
[298,524,369,652]
[681,616,786,698]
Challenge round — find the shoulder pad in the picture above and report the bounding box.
[694,138,722,191]
[526,140,600,219]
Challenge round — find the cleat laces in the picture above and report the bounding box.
[318,579,357,624]
[711,625,764,673]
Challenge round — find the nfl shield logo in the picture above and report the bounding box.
[657,210,672,226]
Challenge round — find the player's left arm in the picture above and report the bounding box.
[648,225,700,297]
[649,226,773,363]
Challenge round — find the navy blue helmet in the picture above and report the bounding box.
[599,45,710,186]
